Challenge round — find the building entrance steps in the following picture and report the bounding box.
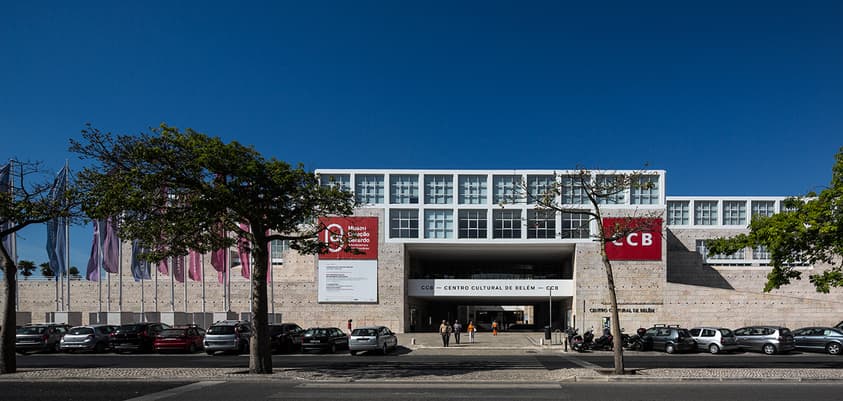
[396,331,569,351]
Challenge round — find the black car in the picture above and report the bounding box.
[269,323,304,353]
[301,327,348,353]
[16,323,70,354]
[641,324,697,354]
[112,322,171,353]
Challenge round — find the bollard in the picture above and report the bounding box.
[412,338,416,345]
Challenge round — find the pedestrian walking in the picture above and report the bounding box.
[492,320,499,336]
[453,320,463,344]
[467,320,476,343]
[439,320,452,347]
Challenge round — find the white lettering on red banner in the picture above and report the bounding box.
[318,216,379,260]
[603,217,662,261]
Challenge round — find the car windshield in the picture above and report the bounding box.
[352,328,378,336]
[207,325,236,335]
[16,326,46,335]
[69,327,94,335]
[119,324,146,333]
[159,329,187,337]
[719,329,734,336]
[304,329,332,337]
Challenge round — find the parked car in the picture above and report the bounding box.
[733,326,795,355]
[641,325,697,354]
[60,324,115,353]
[15,323,70,354]
[301,327,348,353]
[349,326,398,355]
[836,321,843,330]
[269,323,304,353]
[112,322,171,353]
[793,327,843,355]
[153,326,205,353]
[689,327,740,354]
[204,320,251,355]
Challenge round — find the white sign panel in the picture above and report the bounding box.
[408,279,573,297]
[318,260,378,303]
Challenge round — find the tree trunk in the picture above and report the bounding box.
[248,230,272,374]
[1,250,18,374]
[600,245,625,375]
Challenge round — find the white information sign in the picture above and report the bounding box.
[318,260,378,303]
[408,279,573,297]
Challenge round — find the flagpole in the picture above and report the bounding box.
[183,255,187,313]
[107,261,111,312]
[140,257,145,322]
[154,261,158,313]
[65,160,70,311]
[226,246,231,312]
[201,252,206,328]
[98,221,103,319]
[269,240,274,323]
[119,237,123,311]
[170,256,175,312]
[10,160,20,312]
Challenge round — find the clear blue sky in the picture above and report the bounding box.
[2,1,841,270]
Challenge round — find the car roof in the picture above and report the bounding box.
[353,326,387,330]
[211,320,248,326]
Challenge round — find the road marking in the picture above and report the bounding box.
[124,381,225,401]
[558,354,602,369]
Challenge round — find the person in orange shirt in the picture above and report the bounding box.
[467,321,476,343]
[492,320,498,336]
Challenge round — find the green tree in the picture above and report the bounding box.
[708,147,843,293]
[17,260,36,280]
[71,124,356,374]
[0,161,82,374]
[68,266,80,279]
[515,169,660,375]
[39,262,54,278]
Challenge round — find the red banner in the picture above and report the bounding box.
[318,216,379,260]
[603,217,662,261]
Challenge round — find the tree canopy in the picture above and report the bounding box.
[707,147,843,293]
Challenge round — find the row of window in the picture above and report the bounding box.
[388,209,591,240]
[667,200,780,226]
[320,173,661,206]
[695,240,805,265]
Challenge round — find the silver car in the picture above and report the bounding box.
[15,323,69,354]
[204,320,251,355]
[793,327,843,355]
[689,327,740,354]
[733,325,795,355]
[349,326,398,355]
[60,324,115,353]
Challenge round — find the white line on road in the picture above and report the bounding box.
[558,354,602,369]
[124,381,225,401]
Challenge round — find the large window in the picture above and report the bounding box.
[667,201,690,225]
[424,209,453,239]
[527,175,555,204]
[493,175,524,204]
[458,210,487,239]
[694,201,718,225]
[561,212,590,239]
[458,175,487,204]
[631,175,659,205]
[751,201,776,218]
[596,175,626,205]
[270,239,290,261]
[355,174,384,204]
[390,174,419,204]
[752,245,770,260]
[424,175,453,204]
[722,201,747,226]
[319,174,351,192]
[493,209,522,239]
[561,176,588,205]
[527,209,556,239]
[697,239,745,261]
[389,209,419,238]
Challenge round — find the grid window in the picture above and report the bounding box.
[722,201,747,225]
[667,201,690,225]
[390,174,419,204]
[424,209,454,239]
[527,175,555,205]
[561,212,590,239]
[493,209,522,239]
[751,201,776,218]
[319,174,351,192]
[389,209,419,238]
[696,239,745,261]
[631,175,659,205]
[458,210,487,239]
[694,201,718,225]
[561,176,588,205]
[527,209,556,239]
[752,246,770,260]
[596,175,626,204]
[355,174,384,204]
[424,175,453,204]
[493,175,524,204]
[458,175,487,204]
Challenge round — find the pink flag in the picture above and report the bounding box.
[238,223,251,279]
[173,255,185,283]
[188,250,201,282]
[158,257,168,275]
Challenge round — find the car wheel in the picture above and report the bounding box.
[188,343,197,353]
[665,344,675,354]
[762,343,777,355]
[709,344,720,354]
[350,350,358,356]
[826,342,842,355]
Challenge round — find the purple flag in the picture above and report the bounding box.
[85,220,100,281]
[0,164,14,256]
[130,240,151,282]
[238,223,251,279]
[46,166,68,276]
[158,257,168,275]
[101,218,120,273]
[188,250,201,282]
[173,255,185,283]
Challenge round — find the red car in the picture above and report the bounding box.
[153,326,205,353]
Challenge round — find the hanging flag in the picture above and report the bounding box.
[130,240,151,282]
[85,220,101,281]
[238,223,251,279]
[188,250,201,281]
[0,163,14,256]
[46,166,68,276]
[101,218,120,273]
[210,225,228,284]
[173,254,185,283]
[158,257,169,275]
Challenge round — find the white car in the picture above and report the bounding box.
[348,326,398,355]
[689,327,740,354]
